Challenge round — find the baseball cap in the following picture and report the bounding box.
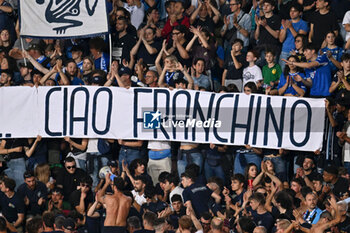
[324,165,338,175]
[91,76,104,85]
[108,160,118,167]
[26,44,41,51]
[119,67,132,76]
[63,218,76,231]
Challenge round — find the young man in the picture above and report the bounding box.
[278,3,308,70]
[181,171,221,217]
[169,194,186,229]
[283,44,332,97]
[262,50,281,95]
[223,174,245,206]
[164,173,183,204]
[249,193,274,232]
[254,0,281,65]
[17,170,48,218]
[161,1,190,39]
[97,174,132,233]
[0,178,25,231]
[309,0,339,50]
[222,39,247,91]
[69,175,94,215]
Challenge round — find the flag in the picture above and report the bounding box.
[19,0,109,38]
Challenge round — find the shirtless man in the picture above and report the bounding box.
[97,173,132,233]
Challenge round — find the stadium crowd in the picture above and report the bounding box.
[1,0,350,232]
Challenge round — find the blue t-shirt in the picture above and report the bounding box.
[281,19,309,53]
[305,54,332,97]
[183,183,213,217]
[277,72,306,96]
[55,74,85,86]
[320,47,343,72]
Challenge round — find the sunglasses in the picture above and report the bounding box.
[66,165,76,170]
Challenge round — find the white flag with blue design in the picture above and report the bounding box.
[19,0,108,38]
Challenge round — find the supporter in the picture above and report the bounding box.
[26,217,43,233]
[186,27,216,72]
[0,177,25,231]
[18,62,34,86]
[244,163,258,188]
[277,55,306,96]
[131,175,148,210]
[46,187,71,214]
[117,0,145,29]
[69,175,94,215]
[199,212,212,233]
[254,0,281,66]
[118,139,143,170]
[189,0,221,33]
[24,135,47,171]
[163,173,184,203]
[309,0,339,51]
[62,218,76,233]
[284,44,332,97]
[70,45,84,73]
[221,0,251,50]
[130,27,162,68]
[140,186,168,215]
[338,108,350,174]
[82,56,95,83]
[249,192,274,232]
[295,154,320,188]
[89,37,109,72]
[292,34,307,62]
[322,165,349,199]
[55,157,88,201]
[41,211,56,233]
[17,170,48,219]
[26,44,51,69]
[169,194,186,229]
[166,25,191,68]
[302,192,323,225]
[278,3,308,71]
[222,39,246,90]
[242,50,263,89]
[127,216,142,233]
[191,58,211,90]
[63,137,88,170]
[34,163,54,191]
[0,0,15,39]
[161,1,190,40]
[329,53,350,95]
[0,69,13,86]
[181,171,221,217]
[223,174,245,206]
[139,7,163,38]
[0,29,12,55]
[262,50,281,94]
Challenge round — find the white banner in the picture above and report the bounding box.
[1,86,325,151]
[19,0,108,38]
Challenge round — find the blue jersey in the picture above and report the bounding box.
[320,47,343,72]
[277,72,306,96]
[305,54,332,97]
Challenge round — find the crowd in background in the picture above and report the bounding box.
[1,0,350,232]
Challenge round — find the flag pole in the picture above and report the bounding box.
[20,37,27,66]
[109,33,112,72]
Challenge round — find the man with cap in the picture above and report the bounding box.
[17,170,48,219]
[89,70,107,86]
[322,165,349,199]
[97,173,132,233]
[71,45,83,73]
[27,44,51,69]
[63,218,76,233]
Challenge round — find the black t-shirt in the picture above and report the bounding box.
[257,14,281,46]
[333,177,349,198]
[136,40,162,66]
[17,181,48,215]
[183,182,213,217]
[69,189,94,212]
[169,207,186,229]
[55,168,88,200]
[27,139,48,159]
[193,16,216,32]
[310,11,339,49]
[0,191,25,223]
[251,210,275,233]
[166,40,192,68]
[4,138,28,159]
[302,0,316,22]
[224,53,247,80]
[306,170,320,182]
[140,200,168,215]
[112,33,137,62]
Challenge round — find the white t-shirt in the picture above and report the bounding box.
[169,186,184,204]
[131,190,147,206]
[343,11,350,41]
[242,65,263,88]
[124,3,145,29]
[148,141,171,150]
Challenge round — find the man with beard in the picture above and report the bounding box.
[296,154,320,189]
[17,170,48,219]
[132,176,147,211]
[112,16,136,62]
[55,59,84,85]
[45,187,71,215]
